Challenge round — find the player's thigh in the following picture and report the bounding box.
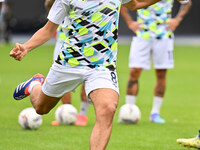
[152,39,174,69]
[129,37,152,69]
[89,88,119,118]
[84,70,119,104]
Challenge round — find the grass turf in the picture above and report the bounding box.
[0,43,200,150]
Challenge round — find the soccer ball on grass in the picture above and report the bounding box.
[118,104,141,124]
[55,104,78,125]
[18,107,43,129]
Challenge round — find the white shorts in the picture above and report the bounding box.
[129,37,174,70]
[42,63,119,100]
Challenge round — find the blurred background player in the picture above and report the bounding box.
[45,0,89,126]
[0,0,4,41]
[177,129,200,149]
[0,0,12,43]
[120,0,191,123]
[0,0,4,14]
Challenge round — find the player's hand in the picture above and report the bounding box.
[9,43,28,61]
[167,18,180,32]
[128,21,142,34]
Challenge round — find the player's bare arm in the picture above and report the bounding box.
[123,0,160,11]
[168,0,192,31]
[10,21,58,61]
[120,6,141,34]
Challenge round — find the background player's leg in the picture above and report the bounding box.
[61,92,71,104]
[75,84,89,126]
[126,68,142,105]
[150,69,167,123]
[51,92,71,126]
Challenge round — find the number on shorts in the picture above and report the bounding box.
[168,51,173,61]
[111,72,117,83]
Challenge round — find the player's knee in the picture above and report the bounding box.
[157,73,166,80]
[156,70,167,79]
[102,102,117,116]
[130,68,141,79]
[97,103,117,126]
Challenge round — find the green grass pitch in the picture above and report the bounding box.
[0,43,200,150]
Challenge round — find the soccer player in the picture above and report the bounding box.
[1,0,12,43]
[177,130,200,149]
[0,0,4,14]
[9,0,181,149]
[45,0,89,127]
[120,0,191,123]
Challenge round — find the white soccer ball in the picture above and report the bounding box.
[18,107,43,129]
[55,104,78,125]
[118,104,141,124]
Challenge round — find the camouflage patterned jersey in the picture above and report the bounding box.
[136,0,174,40]
[48,0,128,71]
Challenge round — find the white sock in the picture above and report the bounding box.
[151,96,163,115]
[125,95,136,105]
[79,101,89,115]
[28,81,41,94]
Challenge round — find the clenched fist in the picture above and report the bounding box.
[9,43,28,61]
